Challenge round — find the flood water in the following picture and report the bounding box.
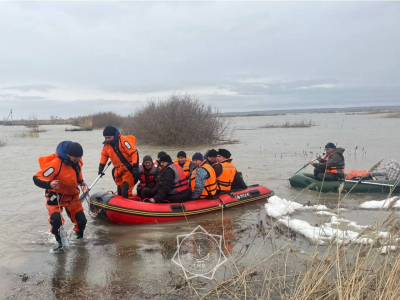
[0,112,399,299]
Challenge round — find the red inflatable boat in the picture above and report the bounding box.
[89,185,274,225]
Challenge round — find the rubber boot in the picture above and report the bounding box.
[75,231,84,239]
[53,235,64,253]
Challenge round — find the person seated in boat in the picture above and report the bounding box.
[308,142,345,181]
[190,152,218,199]
[173,151,192,179]
[148,155,191,203]
[99,126,139,199]
[33,141,87,252]
[155,151,166,166]
[213,149,247,192]
[137,156,160,199]
[152,151,167,195]
[205,149,218,165]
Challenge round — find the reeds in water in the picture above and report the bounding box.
[260,120,315,129]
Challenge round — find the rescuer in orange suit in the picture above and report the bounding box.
[33,141,87,251]
[99,125,139,199]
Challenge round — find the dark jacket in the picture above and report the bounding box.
[151,162,163,196]
[153,163,191,203]
[312,147,345,170]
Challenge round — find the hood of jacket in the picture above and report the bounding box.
[103,126,120,145]
[56,141,72,161]
[335,147,345,154]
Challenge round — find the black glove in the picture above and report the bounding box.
[98,163,106,175]
[131,167,140,180]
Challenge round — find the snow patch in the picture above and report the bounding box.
[381,246,396,254]
[360,197,400,209]
[265,195,392,246]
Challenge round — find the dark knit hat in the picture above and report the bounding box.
[67,142,83,157]
[325,142,336,149]
[192,152,203,161]
[157,151,167,159]
[206,149,217,158]
[217,149,231,158]
[159,154,172,163]
[177,151,186,158]
[103,125,116,136]
[142,155,153,163]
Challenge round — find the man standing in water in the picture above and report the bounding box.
[33,141,87,252]
[309,142,345,181]
[99,125,139,199]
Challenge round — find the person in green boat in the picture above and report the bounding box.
[308,143,345,181]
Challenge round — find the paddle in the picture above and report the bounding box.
[343,180,396,188]
[293,152,325,176]
[80,161,112,203]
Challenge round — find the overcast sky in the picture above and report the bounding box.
[0,1,399,119]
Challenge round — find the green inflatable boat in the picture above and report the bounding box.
[289,172,400,193]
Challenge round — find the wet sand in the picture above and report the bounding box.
[1,112,399,299]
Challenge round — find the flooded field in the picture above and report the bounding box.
[0,112,399,299]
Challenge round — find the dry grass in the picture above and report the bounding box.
[13,129,40,138]
[384,110,400,118]
[174,160,400,299]
[197,208,400,299]
[260,120,315,128]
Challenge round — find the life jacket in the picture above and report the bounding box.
[138,163,158,188]
[35,141,83,197]
[190,161,218,199]
[39,153,58,169]
[173,157,192,178]
[165,163,190,194]
[100,133,138,170]
[324,152,345,174]
[215,158,237,191]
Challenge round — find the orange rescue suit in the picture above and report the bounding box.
[190,161,218,199]
[173,157,192,178]
[33,156,85,233]
[215,158,237,191]
[100,133,138,198]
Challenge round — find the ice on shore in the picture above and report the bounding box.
[265,196,392,248]
[265,195,328,218]
[360,197,400,209]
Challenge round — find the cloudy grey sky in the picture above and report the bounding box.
[0,1,399,119]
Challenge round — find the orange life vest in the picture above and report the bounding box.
[324,153,345,174]
[100,133,138,170]
[190,161,218,199]
[173,157,192,178]
[215,158,236,191]
[166,163,190,194]
[34,157,83,197]
[138,163,158,188]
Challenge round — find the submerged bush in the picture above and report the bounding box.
[123,94,234,146]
